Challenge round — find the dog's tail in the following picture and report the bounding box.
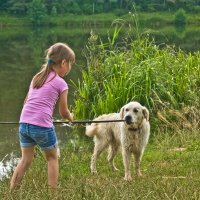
[85,124,98,137]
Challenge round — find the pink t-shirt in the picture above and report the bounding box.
[20,71,68,127]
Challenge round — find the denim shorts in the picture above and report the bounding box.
[19,123,58,150]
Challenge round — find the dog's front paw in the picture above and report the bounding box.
[91,170,98,175]
[124,174,132,181]
[135,171,142,177]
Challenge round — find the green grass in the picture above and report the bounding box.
[133,12,200,26]
[72,27,200,131]
[0,13,118,27]
[0,12,200,27]
[48,13,118,26]
[0,14,29,26]
[0,130,200,199]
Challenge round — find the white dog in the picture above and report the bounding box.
[86,101,150,181]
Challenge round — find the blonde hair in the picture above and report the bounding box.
[32,43,75,88]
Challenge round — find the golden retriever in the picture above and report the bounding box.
[86,101,150,181]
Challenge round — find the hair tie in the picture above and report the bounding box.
[47,58,53,64]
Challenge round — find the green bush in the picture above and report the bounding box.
[174,8,187,25]
[191,6,200,13]
[27,0,47,26]
[51,6,57,16]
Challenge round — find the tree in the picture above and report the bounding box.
[51,6,57,16]
[6,0,31,15]
[174,8,187,25]
[27,0,47,26]
[0,0,9,12]
[104,0,110,12]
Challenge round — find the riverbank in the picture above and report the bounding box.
[0,129,199,199]
[0,12,200,27]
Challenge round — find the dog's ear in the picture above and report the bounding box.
[142,107,149,121]
[120,106,125,119]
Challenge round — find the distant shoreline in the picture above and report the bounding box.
[0,12,199,27]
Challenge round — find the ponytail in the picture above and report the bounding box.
[32,63,54,89]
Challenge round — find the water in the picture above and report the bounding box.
[0,24,199,180]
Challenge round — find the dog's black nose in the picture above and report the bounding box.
[125,115,132,124]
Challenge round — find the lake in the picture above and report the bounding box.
[0,24,199,179]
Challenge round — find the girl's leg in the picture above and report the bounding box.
[43,147,58,189]
[10,146,35,191]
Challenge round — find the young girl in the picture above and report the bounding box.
[10,42,75,191]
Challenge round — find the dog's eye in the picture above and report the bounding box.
[125,108,129,112]
[133,108,138,113]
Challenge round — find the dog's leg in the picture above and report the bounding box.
[107,144,119,171]
[134,152,142,177]
[91,141,108,174]
[122,148,132,181]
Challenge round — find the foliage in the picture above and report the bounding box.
[72,19,200,131]
[51,6,57,16]
[191,5,200,13]
[174,8,187,25]
[27,0,47,26]
[4,0,29,15]
[1,0,200,16]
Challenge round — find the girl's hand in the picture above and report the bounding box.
[67,112,73,123]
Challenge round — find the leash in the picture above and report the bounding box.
[0,119,125,125]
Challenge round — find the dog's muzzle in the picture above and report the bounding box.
[125,115,132,125]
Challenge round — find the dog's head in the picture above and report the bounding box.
[120,102,149,129]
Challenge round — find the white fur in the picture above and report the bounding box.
[86,101,150,181]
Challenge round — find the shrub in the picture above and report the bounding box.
[191,6,200,14]
[174,8,187,25]
[51,6,57,16]
[27,0,47,26]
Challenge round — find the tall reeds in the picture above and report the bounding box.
[73,19,200,131]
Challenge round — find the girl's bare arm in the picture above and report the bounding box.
[58,90,73,122]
